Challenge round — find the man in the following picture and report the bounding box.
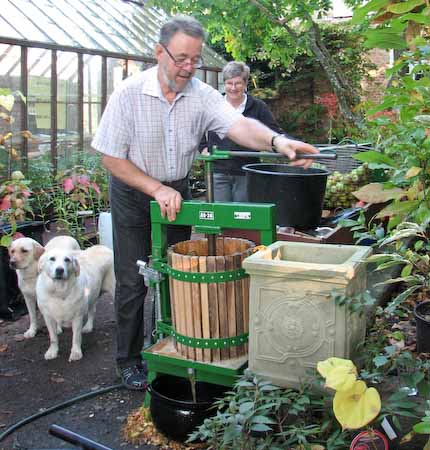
[92,15,318,390]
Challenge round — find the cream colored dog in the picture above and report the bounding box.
[8,236,80,338]
[36,245,115,362]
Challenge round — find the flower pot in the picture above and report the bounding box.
[414,301,430,353]
[147,375,226,442]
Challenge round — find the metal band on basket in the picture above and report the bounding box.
[157,322,248,349]
[158,262,248,283]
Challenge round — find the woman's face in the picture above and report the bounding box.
[224,75,246,103]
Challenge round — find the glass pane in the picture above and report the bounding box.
[106,58,126,101]
[28,47,51,147]
[207,71,219,90]
[83,55,102,138]
[127,60,152,78]
[0,43,21,80]
[57,51,78,168]
[0,44,23,178]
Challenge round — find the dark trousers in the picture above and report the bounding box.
[110,176,191,368]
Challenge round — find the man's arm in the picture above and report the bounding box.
[226,116,318,168]
[102,154,182,221]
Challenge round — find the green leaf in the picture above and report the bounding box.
[250,423,272,432]
[414,422,430,434]
[353,150,397,167]
[374,355,389,367]
[364,29,407,50]
[401,12,430,24]
[401,264,413,277]
[239,402,255,414]
[351,0,391,24]
[387,0,425,14]
[251,415,277,424]
[0,234,12,247]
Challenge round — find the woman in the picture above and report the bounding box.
[200,61,284,202]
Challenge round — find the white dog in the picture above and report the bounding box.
[8,236,80,338]
[36,245,115,362]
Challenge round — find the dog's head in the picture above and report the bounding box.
[38,248,80,280]
[8,237,45,270]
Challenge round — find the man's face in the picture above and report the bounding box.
[156,32,203,94]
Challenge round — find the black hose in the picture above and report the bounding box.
[0,383,124,443]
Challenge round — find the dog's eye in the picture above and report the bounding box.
[49,256,56,261]
[21,249,28,253]
[64,257,71,263]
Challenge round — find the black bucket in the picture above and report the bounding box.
[147,375,226,442]
[414,301,430,353]
[243,163,329,229]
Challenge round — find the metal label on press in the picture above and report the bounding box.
[199,211,214,220]
[234,211,251,220]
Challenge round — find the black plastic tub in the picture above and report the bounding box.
[243,163,329,229]
[147,375,226,442]
[414,301,430,353]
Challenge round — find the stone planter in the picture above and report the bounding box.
[242,241,372,388]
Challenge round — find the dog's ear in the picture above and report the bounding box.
[37,254,46,273]
[33,242,45,260]
[72,257,80,277]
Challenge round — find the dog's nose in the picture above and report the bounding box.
[9,261,16,269]
[55,267,64,278]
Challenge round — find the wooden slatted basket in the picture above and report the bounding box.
[168,237,255,362]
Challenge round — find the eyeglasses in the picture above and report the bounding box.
[161,43,204,69]
[225,80,245,88]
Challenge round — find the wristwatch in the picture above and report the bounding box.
[271,134,282,153]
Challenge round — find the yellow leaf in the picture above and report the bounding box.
[333,380,381,430]
[405,166,422,179]
[353,183,404,203]
[0,94,14,111]
[317,358,358,392]
[317,357,356,378]
[10,147,19,160]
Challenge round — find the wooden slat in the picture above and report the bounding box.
[216,237,224,256]
[191,255,203,361]
[233,252,245,357]
[182,254,195,360]
[199,253,211,362]
[225,253,237,359]
[172,252,186,357]
[216,255,229,360]
[207,256,221,361]
[167,251,178,352]
[242,248,253,354]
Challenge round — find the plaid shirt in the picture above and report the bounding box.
[91,66,241,182]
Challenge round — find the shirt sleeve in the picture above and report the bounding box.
[91,87,133,159]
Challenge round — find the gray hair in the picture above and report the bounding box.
[159,15,206,46]
[222,61,250,83]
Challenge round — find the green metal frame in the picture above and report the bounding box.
[142,199,276,405]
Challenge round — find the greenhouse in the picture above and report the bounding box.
[0,0,226,176]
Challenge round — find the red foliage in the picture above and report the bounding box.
[315,92,338,119]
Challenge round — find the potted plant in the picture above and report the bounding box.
[47,165,105,247]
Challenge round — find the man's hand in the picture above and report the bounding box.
[152,185,182,221]
[274,136,319,169]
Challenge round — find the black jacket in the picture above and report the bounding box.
[200,94,283,175]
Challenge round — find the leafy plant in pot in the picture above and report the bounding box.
[364,222,430,353]
[48,165,102,247]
